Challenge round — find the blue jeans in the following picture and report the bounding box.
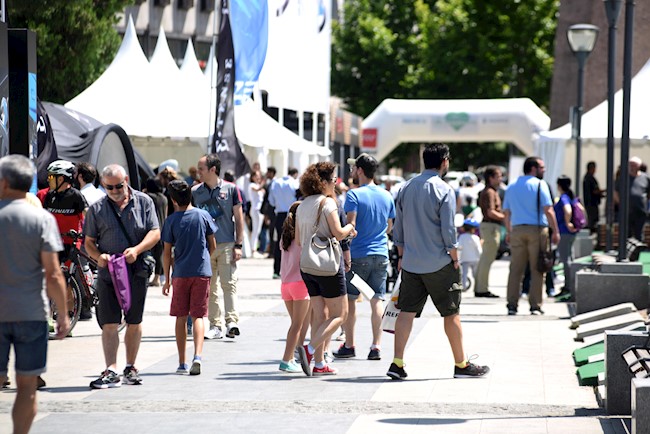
[345,255,389,301]
[0,321,48,377]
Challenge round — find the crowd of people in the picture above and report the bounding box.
[3,144,650,433]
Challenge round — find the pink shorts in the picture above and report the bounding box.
[281,281,310,301]
[170,276,210,318]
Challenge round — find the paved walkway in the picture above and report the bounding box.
[0,258,631,433]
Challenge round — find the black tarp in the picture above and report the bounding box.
[40,102,154,190]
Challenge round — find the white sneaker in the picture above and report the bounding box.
[205,326,223,340]
[226,322,240,338]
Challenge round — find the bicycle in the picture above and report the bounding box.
[49,230,126,338]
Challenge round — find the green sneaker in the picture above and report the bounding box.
[279,360,302,373]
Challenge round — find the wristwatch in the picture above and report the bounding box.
[234,243,243,249]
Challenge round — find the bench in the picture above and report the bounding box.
[622,333,650,379]
[598,223,650,251]
[592,237,647,265]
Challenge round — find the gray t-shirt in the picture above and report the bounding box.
[0,198,63,322]
[192,180,242,244]
[296,195,338,248]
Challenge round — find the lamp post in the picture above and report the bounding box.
[618,0,635,261]
[567,24,599,198]
[604,0,623,252]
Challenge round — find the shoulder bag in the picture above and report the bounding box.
[108,201,156,278]
[299,197,341,276]
[536,182,554,273]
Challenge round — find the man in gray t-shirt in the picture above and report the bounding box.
[0,155,68,434]
[192,154,245,340]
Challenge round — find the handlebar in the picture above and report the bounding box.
[62,230,84,242]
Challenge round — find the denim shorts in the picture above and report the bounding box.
[345,255,389,301]
[0,321,48,377]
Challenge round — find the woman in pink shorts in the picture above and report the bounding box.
[278,201,310,373]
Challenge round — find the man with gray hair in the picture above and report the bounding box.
[84,164,160,389]
[0,154,69,434]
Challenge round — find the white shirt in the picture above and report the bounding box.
[80,183,106,206]
[247,182,265,212]
[458,232,482,263]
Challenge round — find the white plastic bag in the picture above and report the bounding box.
[381,272,402,334]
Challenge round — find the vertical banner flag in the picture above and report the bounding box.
[230,0,269,105]
[212,0,250,178]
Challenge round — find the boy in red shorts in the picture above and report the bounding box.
[162,180,217,375]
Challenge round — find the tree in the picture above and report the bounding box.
[7,0,132,103]
[331,1,432,117]
[419,0,558,109]
[331,0,558,168]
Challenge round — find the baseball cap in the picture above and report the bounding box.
[463,218,480,228]
[347,153,378,174]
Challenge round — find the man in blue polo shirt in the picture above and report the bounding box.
[333,154,395,361]
[503,157,560,316]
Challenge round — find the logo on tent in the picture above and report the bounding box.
[445,112,470,131]
[362,128,377,149]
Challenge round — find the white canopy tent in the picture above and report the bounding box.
[536,57,650,190]
[362,98,551,163]
[66,16,329,174]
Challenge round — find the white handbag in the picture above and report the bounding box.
[299,197,341,276]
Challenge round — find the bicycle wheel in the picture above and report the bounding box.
[49,276,82,339]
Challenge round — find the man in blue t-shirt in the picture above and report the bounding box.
[162,180,217,376]
[503,157,560,316]
[333,153,395,361]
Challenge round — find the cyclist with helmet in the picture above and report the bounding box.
[37,160,88,262]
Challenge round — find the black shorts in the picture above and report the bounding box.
[96,270,148,326]
[398,262,462,317]
[300,265,346,299]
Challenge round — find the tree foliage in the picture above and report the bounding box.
[332,0,558,116]
[7,0,132,103]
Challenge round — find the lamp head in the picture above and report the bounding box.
[567,24,600,54]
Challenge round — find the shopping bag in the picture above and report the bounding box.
[381,272,402,334]
[350,272,375,301]
[108,253,132,314]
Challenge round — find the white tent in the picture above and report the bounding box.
[535,57,650,193]
[66,16,329,173]
[362,98,550,163]
[66,16,152,136]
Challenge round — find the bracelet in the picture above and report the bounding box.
[398,256,403,259]
[234,244,243,249]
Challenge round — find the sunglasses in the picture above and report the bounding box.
[104,182,125,191]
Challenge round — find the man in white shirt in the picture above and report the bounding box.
[268,168,300,278]
[76,162,105,206]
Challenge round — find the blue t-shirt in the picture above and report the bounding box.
[554,193,572,235]
[503,176,552,227]
[344,184,396,258]
[161,207,217,278]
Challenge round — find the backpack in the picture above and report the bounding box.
[571,198,587,231]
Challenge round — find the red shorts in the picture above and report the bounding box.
[281,280,310,301]
[170,276,210,318]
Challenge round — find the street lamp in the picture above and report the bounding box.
[567,24,599,197]
[603,0,623,252]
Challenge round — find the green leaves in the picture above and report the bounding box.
[331,0,559,168]
[7,0,132,103]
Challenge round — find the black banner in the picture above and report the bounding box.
[211,0,249,178]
